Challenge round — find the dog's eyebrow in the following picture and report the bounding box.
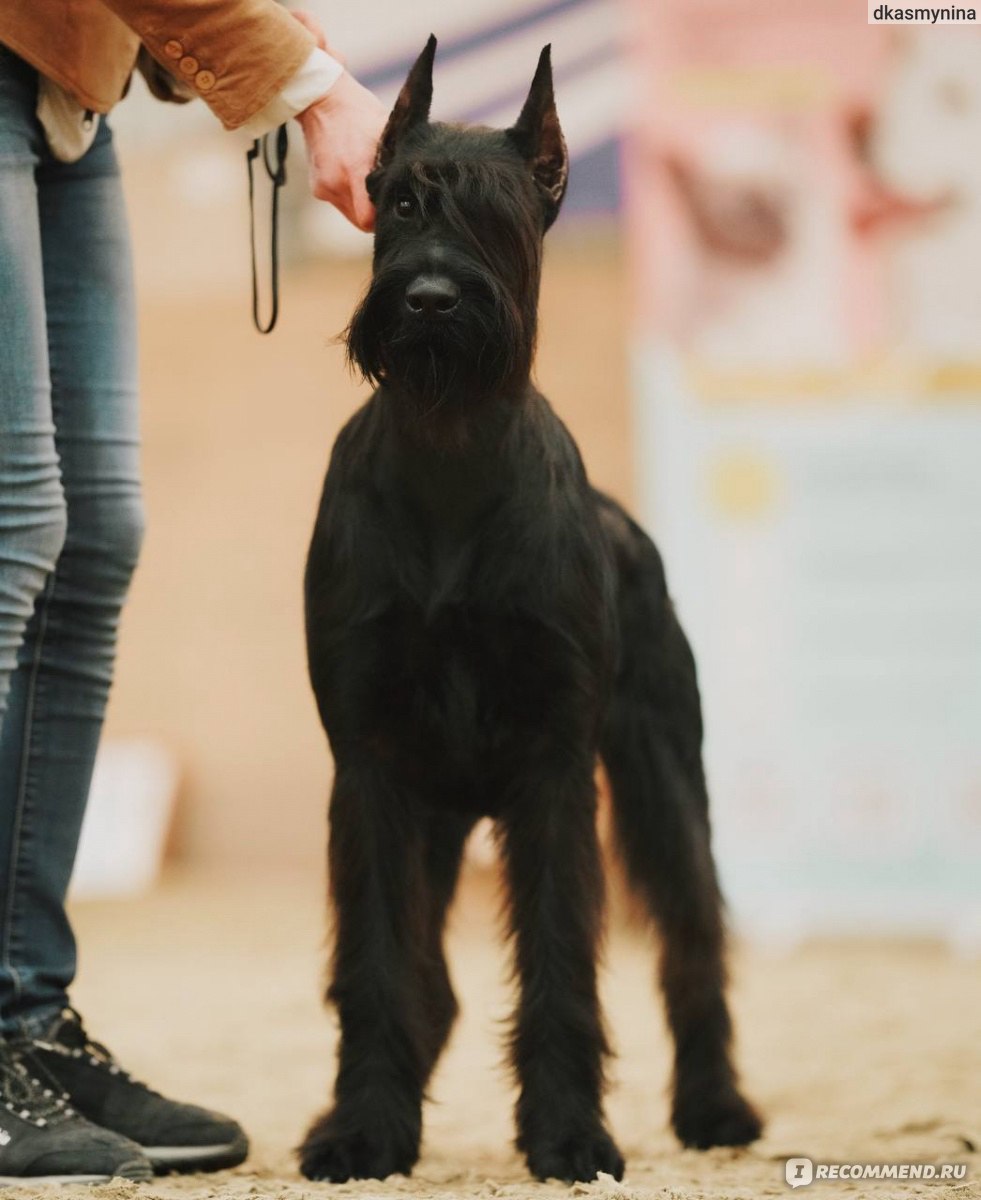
[403,157,527,212]
[405,158,459,190]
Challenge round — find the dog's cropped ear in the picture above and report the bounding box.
[371,34,437,183]
[508,45,569,229]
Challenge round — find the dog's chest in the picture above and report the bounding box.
[417,522,477,618]
[364,596,577,794]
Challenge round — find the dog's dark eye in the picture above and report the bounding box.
[395,195,416,218]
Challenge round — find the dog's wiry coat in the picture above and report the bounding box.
[300,37,762,1184]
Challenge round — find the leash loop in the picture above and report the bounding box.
[247,123,289,334]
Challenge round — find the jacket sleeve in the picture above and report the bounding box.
[97,0,315,129]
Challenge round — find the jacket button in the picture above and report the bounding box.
[164,39,183,58]
[179,55,199,76]
[195,69,216,91]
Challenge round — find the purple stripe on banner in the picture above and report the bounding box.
[561,137,621,215]
[460,42,617,125]
[358,0,600,90]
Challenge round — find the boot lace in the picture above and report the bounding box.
[33,1007,159,1094]
[0,1042,73,1127]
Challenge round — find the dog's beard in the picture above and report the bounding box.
[346,263,534,423]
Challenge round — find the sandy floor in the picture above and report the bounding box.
[4,872,978,1200]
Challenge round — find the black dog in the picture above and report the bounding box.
[300,37,762,1184]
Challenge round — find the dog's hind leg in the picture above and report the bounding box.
[299,761,433,1182]
[597,495,763,1150]
[498,763,624,1183]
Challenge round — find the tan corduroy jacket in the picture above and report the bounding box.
[0,0,314,130]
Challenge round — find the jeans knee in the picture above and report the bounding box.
[99,495,146,587]
[64,493,146,600]
[111,496,146,578]
[39,500,69,572]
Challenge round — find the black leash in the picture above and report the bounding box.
[247,123,289,334]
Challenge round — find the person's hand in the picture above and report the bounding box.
[297,76,387,231]
[291,10,387,232]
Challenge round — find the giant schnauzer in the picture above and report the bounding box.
[300,36,762,1184]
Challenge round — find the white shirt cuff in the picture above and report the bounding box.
[238,47,345,139]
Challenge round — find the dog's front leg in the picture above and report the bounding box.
[299,760,429,1182]
[500,762,625,1183]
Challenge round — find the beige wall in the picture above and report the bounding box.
[104,145,633,869]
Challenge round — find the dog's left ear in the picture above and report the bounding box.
[370,34,437,190]
[508,45,569,229]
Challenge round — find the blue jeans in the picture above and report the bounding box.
[0,46,144,1035]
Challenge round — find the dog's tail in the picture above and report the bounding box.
[595,491,761,1148]
[595,491,719,916]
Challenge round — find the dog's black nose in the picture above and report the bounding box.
[405,275,460,316]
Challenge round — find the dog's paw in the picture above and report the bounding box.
[673,1086,763,1150]
[523,1125,625,1183]
[298,1109,420,1182]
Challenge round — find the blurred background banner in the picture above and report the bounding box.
[624,0,981,945]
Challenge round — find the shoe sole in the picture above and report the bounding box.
[0,1176,110,1187]
[0,1159,152,1186]
[145,1134,249,1174]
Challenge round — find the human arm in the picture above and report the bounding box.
[100,0,386,229]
